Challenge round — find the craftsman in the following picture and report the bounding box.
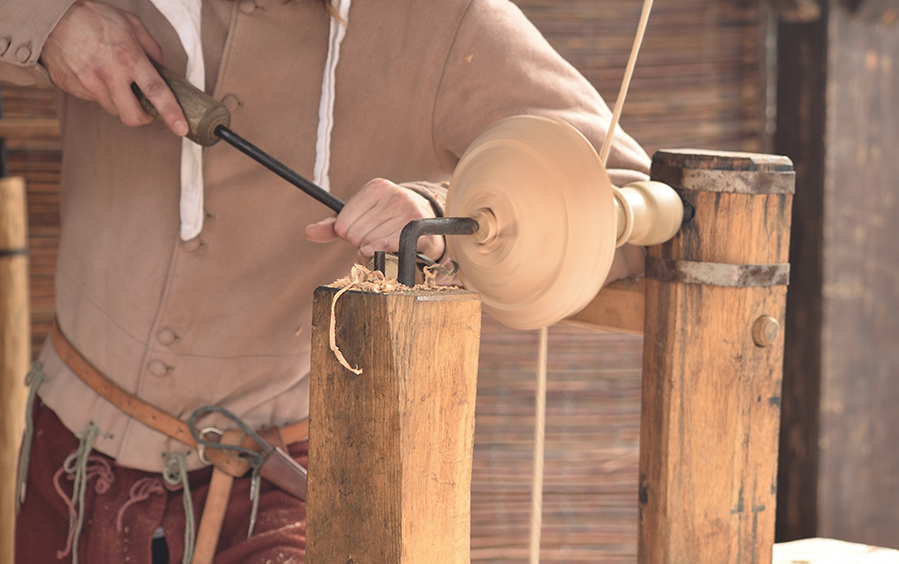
[0,0,651,562]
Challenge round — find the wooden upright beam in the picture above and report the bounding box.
[638,150,794,563]
[1,177,30,564]
[307,286,480,563]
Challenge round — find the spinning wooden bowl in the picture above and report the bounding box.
[445,115,684,330]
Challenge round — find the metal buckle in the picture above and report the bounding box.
[196,427,223,465]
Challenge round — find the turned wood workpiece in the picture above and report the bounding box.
[307,286,480,564]
[638,150,794,563]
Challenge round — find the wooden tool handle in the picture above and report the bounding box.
[132,60,231,147]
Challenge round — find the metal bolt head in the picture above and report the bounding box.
[752,316,780,347]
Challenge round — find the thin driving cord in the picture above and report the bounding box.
[598,0,655,167]
[528,326,549,564]
[529,1,654,562]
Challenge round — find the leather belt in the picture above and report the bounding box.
[49,319,309,477]
[50,319,310,564]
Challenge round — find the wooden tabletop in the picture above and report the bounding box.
[773,538,899,563]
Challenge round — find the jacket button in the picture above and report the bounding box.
[182,237,202,252]
[221,94,240,112]
[238,0,256,14]
[157,328,177,345]
[15,45,31,63]
[0,37,10,56]
[148,360,169,376]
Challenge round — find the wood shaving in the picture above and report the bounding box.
[329,284,363,375]
[327,263,460,375]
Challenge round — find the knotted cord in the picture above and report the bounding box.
[528,1,654,561]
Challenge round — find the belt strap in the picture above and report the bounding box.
[50,320,309,463]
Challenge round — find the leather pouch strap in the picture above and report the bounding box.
[193,467,236,564]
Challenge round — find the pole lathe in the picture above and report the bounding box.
[131,58,794,563]
[305,115,795,563]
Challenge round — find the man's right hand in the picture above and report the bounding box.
[41,0,188,137]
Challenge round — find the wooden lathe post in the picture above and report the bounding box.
[1,177,30,564]
[638,150,794,563]
[307,286,480,563]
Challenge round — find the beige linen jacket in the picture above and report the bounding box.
[0,0,651,471]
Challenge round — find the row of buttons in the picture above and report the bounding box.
[141,0,256,378]
[1,37,32,63]
[147,329,178,376]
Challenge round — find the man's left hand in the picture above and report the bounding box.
[304,178,445,263]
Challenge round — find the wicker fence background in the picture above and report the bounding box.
[1,1,768,561]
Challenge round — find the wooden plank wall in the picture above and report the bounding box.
[1,1,769,561]
[820,4,899,544]
[776,0,899,549]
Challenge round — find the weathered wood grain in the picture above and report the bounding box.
[638,151,793,563]
[813,6,899,548]
[307,286,481,563]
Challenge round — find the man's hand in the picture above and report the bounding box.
[305,179,446,262]
[41,0,188,136]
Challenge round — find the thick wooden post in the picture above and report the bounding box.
[307,286,480,563]
[1,177,30,564]
[638,151,794,563]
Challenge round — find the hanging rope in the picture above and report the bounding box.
[528,326,549,564]
[163,453,195,564]
[599,0,655,167]
[17,361,46,512]
[528,1,655,561]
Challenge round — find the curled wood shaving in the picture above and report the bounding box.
[327,263,460,374]
[329,284,363,375]
[328,264,404,375]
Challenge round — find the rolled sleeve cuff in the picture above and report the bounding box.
[0,0,77,77]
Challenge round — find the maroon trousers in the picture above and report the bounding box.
[16,401,308,563]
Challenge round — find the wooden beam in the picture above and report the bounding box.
[307,286,480,563]
[774,10,827,543]
[1,177,30,564]
[562,278,645,335]
[638,150,794,563]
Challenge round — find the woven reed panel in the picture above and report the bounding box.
[1,1,767,562]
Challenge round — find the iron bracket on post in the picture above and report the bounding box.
[397,217,479,286]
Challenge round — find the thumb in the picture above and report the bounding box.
[305,216,339,243]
